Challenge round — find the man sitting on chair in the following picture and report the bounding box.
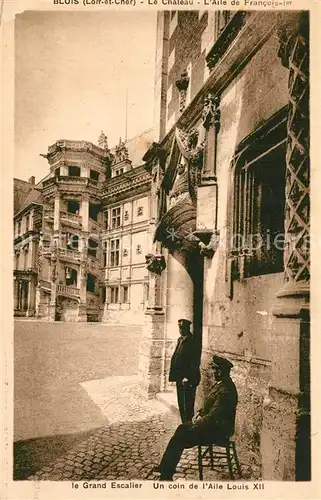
[158,355,238,481]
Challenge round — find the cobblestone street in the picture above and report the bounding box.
[14,320,258,482]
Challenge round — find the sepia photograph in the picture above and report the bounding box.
[8,5,313,492]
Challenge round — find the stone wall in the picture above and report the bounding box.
[198,35,290,476]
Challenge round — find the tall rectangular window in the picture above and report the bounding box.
[102,241,108,267]
[110,239,120,267]
[123,285,129,303]
[90,169,99,181]
[110,286,119,304]
[25,215,30,232]
[103,211,109,230]
[111,207,121,229]
[231,109,287,279]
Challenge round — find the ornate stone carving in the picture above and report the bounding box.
[199,230,220,258]
[202,93,221,132]
[98,131,108,149]
[80,260,89,286]
[277,12,310,285]
[178,128,199,152]
[113,137,129,164]
[175,70,190,112]
[145,254,166,275]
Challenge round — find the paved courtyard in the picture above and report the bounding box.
[14,320,258,482]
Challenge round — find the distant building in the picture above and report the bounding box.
[139,11,310,481]
[13,130,153,323]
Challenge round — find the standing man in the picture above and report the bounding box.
[169,318,200,423]
[158,355,238,481]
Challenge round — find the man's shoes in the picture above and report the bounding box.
[159,475,173,481]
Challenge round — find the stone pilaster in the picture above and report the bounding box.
[261,12,310,481]
[14,279,19,310]
[196,93,221,234]
[53,192,60,232]
[26,279,35,317]
[78,256,88,322]
[80,193,89,232]
[138,310,165,398]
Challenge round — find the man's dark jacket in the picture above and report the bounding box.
[169,335,200,387]
[193,377,238,441]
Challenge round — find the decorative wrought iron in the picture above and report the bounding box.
[277,12,310,284]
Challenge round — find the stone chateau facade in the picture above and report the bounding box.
[138,10,310,481]
[13,130,153,324]
[13,10,310,482]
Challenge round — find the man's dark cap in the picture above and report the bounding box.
[211,355,234,373]
[178,319,192,326]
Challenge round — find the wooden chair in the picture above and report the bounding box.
[197,437,242,480]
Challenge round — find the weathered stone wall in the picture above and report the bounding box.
[59,298,79,322]
[200,35,290,476]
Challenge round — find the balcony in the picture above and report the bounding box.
[60,211,82,228]
[43,176,103,193]
[57,284,80,299]
[58,248,81,263]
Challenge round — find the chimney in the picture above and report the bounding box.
[28,176,35,185]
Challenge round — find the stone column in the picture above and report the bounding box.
[53,192,60,232]
[197,93,221,231]
[17,281,21,311]
[48,246,58,321]
[261,12,310,481]
[80,193,89,232]
[138,242,166,398]
[35,284,41,317]
[26,279,36,317]
[102,285,108,320]
[23,281,28,312]
[166,250,194,337]
[77,256,88,322]
[14,279,19,310]
[161,250,194,392]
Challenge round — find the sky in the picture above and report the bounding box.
[14,10,157,182]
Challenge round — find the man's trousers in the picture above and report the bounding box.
[176,382,196,424]
[159,422,200,480]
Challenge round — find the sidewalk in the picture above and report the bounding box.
[18,376,258,481]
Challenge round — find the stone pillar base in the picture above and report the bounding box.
[77,304,87,322]
[138,310,165,399]
[261,388,299,480]
[48,303,56,322]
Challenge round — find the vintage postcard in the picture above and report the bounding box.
[1,1,320,499]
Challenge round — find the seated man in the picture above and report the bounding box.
[158,355,238,481]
